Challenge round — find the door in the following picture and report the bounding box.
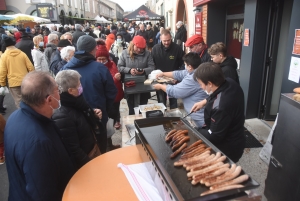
[260,0,291,120]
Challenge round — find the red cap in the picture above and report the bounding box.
[132,35,146,48]
[185,34,204,47]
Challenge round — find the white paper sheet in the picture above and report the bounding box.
[288,56,300,83]
[118,162,172,201]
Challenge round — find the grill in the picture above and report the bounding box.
[134,117,259,201]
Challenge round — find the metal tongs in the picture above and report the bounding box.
[182,111,194,119]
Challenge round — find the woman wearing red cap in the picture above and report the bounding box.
[117,35,155,115]
[95,40,123,149]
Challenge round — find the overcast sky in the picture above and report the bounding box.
[111,0,148,12]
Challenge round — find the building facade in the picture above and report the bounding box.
[159,0,300,121]
[0,0,115,24]
[101,0,124,22]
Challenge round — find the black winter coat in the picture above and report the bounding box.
[72,29,85,45]
[152,42,184,72]
[146,29,155,48]
[137,30,148,42]
[174,26,187,44]
[15,37,34,64]
[199,78,245,162]
[52,101,96,170]
[220,56,240,85]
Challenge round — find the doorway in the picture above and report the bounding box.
[260,0,292,120]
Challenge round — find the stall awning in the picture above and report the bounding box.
[123,5,163,21]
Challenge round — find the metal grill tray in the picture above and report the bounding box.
[134,117,259,201]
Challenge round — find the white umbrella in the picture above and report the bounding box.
[100,16,110,23]
[33,16,51,23]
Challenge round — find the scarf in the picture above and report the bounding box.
[60,92,101,134]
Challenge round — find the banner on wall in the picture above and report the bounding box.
[195,12,202,35]
[292,29,300,55]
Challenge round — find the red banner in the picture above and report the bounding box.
[195,12,202,36]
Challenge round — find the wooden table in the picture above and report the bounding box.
[63,145,144,201]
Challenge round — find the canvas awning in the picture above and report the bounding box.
[123,5,163,21]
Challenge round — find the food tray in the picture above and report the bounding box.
[134,117,259,201]
[139,103,166,118]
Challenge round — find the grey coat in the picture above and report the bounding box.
[117,49,154,75]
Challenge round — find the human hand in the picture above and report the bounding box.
[130,68,137,75]
[152,84,162,90]
[156,72,164,79]
[190,99,207,112]
[115,73,121,80]
[94,109,102,119]
[135,69,144,75]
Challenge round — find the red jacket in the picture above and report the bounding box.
[106,34,115,51]
[105,60,124,102]
[14,32,21,43]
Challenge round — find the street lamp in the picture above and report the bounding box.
[193,6,202,14]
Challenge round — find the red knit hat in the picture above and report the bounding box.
[96,40,109,59]
[185,34,204,47]
[132,35,146,48]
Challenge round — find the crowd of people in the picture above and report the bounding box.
[0,20,245,200]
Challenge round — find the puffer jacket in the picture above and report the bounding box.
[0,48,34,87]
[52,104,96,170]
[106,33,115,51]
[61,51,117,124]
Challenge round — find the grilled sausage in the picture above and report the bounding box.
[187,152,221,171]
[172,136,190,151]
[205,166,242,187]
[170,143,187,159]
[174,151,211,167]
[200,185,244,196]
[181,140,203,153]
[210,174,249,190]
[165,129,177,141]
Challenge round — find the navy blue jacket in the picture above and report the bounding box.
[62,51,117,124]
[50,49,62,75]
[4,102,75,201]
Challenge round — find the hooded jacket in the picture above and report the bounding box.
[62,51,117,124]
[220,56,240,85]
[106,33,115,51]
[0,48,34,87]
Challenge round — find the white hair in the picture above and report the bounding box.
[60,46,75,60]
[75,24,82,30]
[48,33,58,43]
[55,70,81,93]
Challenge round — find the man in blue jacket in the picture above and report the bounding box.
[62,35,117,153]
[4,71,75,201]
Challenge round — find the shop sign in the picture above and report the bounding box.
[195,12,202,35]
[292,29,300,55]
[36,3,54,20]
[244,29,249,46]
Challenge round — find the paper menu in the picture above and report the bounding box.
[288,56,300,83]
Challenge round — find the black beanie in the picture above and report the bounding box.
[2,34,16,47]
[57,39,71,47]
